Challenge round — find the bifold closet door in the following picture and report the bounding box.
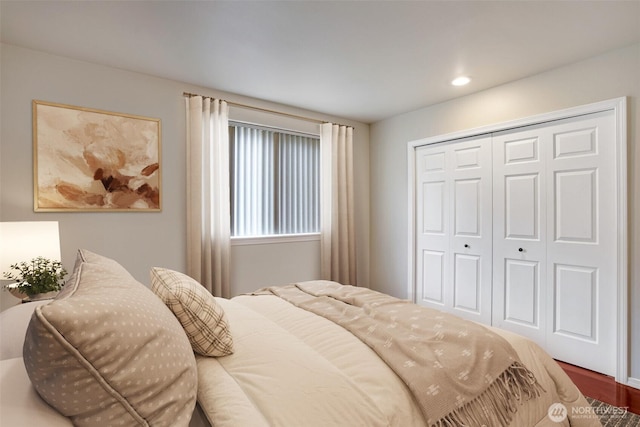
[492,110,617,376]
[491,123,549,346]
[415,136,492,324]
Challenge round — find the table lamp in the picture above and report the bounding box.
[0,221,62,299]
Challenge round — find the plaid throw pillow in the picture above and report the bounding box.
[150,267,234,357]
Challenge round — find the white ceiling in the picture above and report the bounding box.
[1,1,639,123]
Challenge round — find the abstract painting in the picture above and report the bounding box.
[33,100,161,211]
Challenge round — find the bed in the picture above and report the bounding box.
[0,249,600,426]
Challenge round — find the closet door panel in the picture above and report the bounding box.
[504,259,539,326]
[492,127,548,345]
[422,181,446,234]
[415,145,450,307]
[415,136,492,324]
[449,138,492,323]
[553,264,597,340]
[421,250,445,303]
[454,254,480,312]
[554,169,597,242]
[454,179,481,236]
[505,174,539,239]
[545,111,617,376]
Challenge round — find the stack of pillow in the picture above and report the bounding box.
[22,249,233,426]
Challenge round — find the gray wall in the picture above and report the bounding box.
[369,43,640,380]
[0,44,370,308]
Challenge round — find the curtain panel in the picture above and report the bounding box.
[185,96,231,297]
[320,123,356,286]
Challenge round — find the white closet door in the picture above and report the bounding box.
[544,111,616,376]
[493,111,617,376]
[415,136,492,324]
[492,124,549,344]
[415,143,449,308]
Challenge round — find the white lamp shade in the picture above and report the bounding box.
[0,221,61,277]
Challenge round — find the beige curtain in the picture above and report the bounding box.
[320,123,356,285]
[185,96,231,297]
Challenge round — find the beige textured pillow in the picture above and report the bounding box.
[150,267,233,357]
[23,250,197,426]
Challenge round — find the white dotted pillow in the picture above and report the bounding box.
[150,267,234,357]
[23,250,197,426]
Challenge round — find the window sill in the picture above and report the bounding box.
[230,233,321,246]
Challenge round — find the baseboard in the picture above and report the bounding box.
[627,377,640,390]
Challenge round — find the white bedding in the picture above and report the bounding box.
[197,295,601,427]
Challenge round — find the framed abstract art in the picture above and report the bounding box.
[33,100,161,212]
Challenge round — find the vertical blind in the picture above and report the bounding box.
[230,124,320,237]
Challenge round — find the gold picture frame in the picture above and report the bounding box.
[33,100,162,212]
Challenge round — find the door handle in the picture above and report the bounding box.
[464,244,470,248]
[518,248,524,252]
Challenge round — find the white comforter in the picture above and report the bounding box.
[196,295,601,427]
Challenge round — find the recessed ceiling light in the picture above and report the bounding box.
[451,76,471,86]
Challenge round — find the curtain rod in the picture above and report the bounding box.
[183,91,351,128]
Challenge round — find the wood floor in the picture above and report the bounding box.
[557,361,640,416]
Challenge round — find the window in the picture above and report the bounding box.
[229,123,320,238]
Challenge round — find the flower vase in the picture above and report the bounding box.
[25,291,58,302]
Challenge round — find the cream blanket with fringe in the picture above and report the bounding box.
[257,281,544,427]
